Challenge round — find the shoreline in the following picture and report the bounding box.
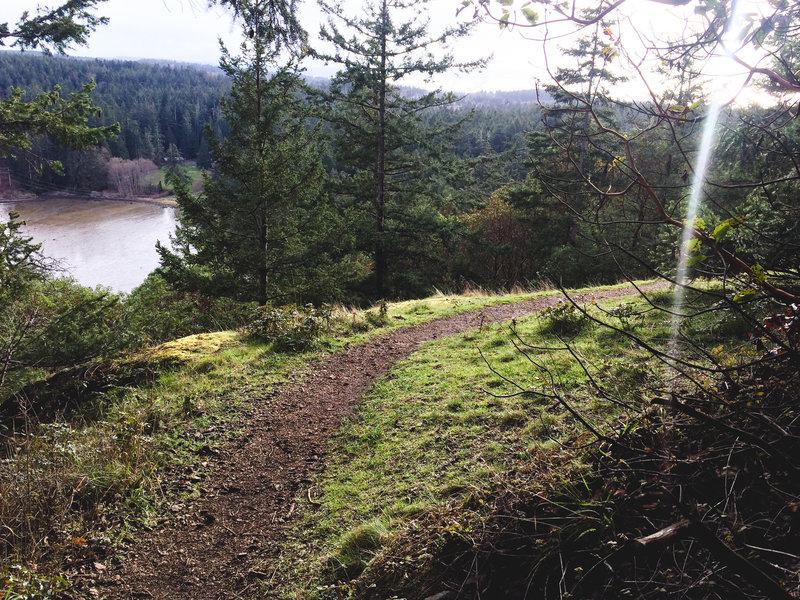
[0,192,178,209]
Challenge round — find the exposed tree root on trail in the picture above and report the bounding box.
[97,283,665,600]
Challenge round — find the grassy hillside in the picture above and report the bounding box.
[3,282,797,600]
[0,288,559,591]
[266,291,669,597]
[261,286,798,600]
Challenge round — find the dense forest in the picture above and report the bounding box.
[0,50,571,298]
[1,0,799,599]
[0,52,540,195]
[0,52,230,189]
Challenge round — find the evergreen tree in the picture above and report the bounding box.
[163,142,188,185]
[0,2,117,171]
[315,0,483,298]
[211,0,305,49]
[158,3,350,305]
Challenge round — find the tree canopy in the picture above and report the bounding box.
[0,1,118,168]
[316,0,484,297]
[158,3,354,305]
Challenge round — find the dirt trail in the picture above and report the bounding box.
[98,283,664,600]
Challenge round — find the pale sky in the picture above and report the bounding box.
[0,0,767,100]
[0,0,547,93]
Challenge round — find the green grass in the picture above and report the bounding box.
[325,291,537,346]
[0,331,307,585]
[144,164,204,192]
[2,286,564,588]
[322,279,661,350]
[271,291,675,598]
[0,280,666,596]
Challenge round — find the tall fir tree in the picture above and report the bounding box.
[158,3,350,305]
[315,0,483,298]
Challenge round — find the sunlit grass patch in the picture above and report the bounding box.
[325,291,541,344]
[0,331,306,583]
[279,292,670,597]
[323,280,660,350]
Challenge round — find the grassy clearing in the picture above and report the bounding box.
[0,280,664,595]
[270,292,678,598]
[0,331,308,587]
[1,283,590,591]
[144,164,204,192]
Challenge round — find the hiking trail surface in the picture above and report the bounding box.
[98,283,664,600]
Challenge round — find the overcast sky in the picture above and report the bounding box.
[0,0,554,93]
[0,0,764,100]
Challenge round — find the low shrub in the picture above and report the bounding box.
[124,274,255,345]
[365,300,389,328]
[0,565,69,599]
[331,300,390,334]
[606,302,645,331]
[539,301,588,336]
[1,275,126,405]
[245,303,332,351]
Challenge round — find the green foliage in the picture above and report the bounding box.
[1,565,69,600]
[456,179,625,289]
[0,81,118,172]
[0,211,44,300]
[0,1,109,55]
[367,301,389,327]
[317,0,484,298]
[605,302,644,331]
[539,300,588,336]
[210,0,305,50]
[162,143,188,185]
[729,186,800,272]
[245,304,332,351]
[124,273,255,346]
[0,277,125,403]
[159,11,353,305]
[711,216,743,243]
[0,212,128,402]
[0,51,230,171]
[0,4,119,178]
[26,278,124,365]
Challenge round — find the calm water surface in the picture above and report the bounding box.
[1,197,177,293]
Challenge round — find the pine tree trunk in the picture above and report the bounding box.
[375,0,388,298]
[256,47,268,307]
[259,221,268,306]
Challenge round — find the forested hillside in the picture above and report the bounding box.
[0,52,543,198]
[0,52,229,163]
[1,50,584,298]
[0,53,228,194]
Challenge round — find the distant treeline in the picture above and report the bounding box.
[0,52,544,193]
[0,52,230,177]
